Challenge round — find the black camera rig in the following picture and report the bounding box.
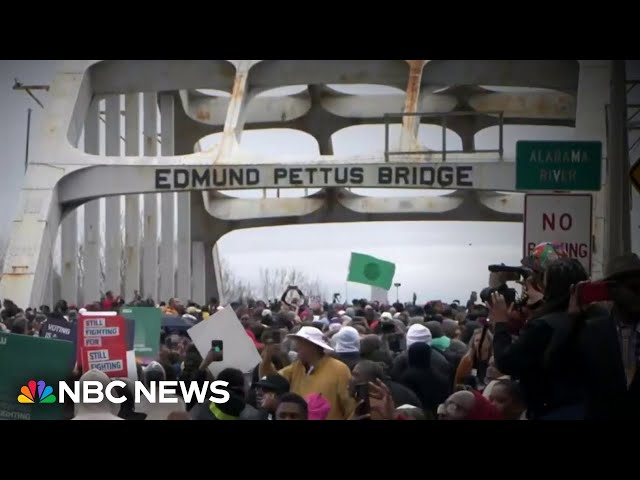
[482,264,533,309]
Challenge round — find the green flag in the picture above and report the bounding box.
[347,252,396,290]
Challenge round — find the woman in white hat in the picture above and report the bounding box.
[260,326,356,420]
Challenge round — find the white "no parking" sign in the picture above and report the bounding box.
[523,194,593,274]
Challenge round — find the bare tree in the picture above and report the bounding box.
[220,259,256,303]
[259,267,289,301]
[258,266,328,302]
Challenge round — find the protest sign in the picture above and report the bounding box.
[41,318,77,369]
[120,307,162,364]
[125,318,135,351]
[78,314,128,378]
[0,332,74,420]
[187,306,261,377]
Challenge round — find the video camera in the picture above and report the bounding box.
[480,284,518,307]
[487,264,532,281]
[482,264,532,308]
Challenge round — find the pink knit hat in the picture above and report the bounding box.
[305,393,331,420]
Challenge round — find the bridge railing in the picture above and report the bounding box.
[383,110,505,162]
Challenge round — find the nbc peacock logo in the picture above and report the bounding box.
[18,380,57,404]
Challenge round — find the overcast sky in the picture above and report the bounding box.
[1,60,638,304]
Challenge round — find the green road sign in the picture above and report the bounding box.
[516,141,602,191]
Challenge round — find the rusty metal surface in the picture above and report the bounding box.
[469,91,575,119]
[401,60,427,147]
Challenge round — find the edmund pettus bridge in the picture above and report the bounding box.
[0,60,633,308]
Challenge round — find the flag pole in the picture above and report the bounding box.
[345,282,348,306]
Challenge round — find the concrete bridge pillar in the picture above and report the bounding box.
[60,210,78,305]
[124,93,141,299]
[104,95,122,296]
[83,98,101,304]
[575,60,610,279]
[142,92,159,300]
[189,241,223,306]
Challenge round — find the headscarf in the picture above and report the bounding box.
[465,390,503,420]
[431,336,451,352]
[522,242,569,273]
[333,326,360,353]
[406,324,432,348]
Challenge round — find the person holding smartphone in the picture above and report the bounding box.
[569,253,640,420]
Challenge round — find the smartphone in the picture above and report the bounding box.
[271,330,282,344]
[211,340,224,361]
[579,281,612,305]
[354,383,370,416]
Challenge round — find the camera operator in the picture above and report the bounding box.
[489,256,589,419]
[487,242,568,335]
[519,243,565,318]
[570,253,640,419]
[480,277,520,334]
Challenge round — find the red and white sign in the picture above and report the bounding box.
[523,194,592,274]
[78,314,128,378]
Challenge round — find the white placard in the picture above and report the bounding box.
[187,306,261,378]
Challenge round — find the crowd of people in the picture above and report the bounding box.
[2,242,640,420]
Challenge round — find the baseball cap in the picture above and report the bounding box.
[253,374,290,395]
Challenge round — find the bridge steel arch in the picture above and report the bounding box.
[0,60,610,308]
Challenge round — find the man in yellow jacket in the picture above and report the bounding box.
[260,326,355,420]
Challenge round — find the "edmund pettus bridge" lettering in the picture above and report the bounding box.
[153,165,476,190]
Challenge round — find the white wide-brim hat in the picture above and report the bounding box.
[287,326,334,351]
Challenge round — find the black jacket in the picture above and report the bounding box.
[493,311,588,419]
[385,380,423,410]
[361,350,394,373]
[391,348,452,384]
[333,352,360,372]
[578,309,640,420]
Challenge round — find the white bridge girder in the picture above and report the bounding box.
[0,59,609,309]
[183,87,575,126]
